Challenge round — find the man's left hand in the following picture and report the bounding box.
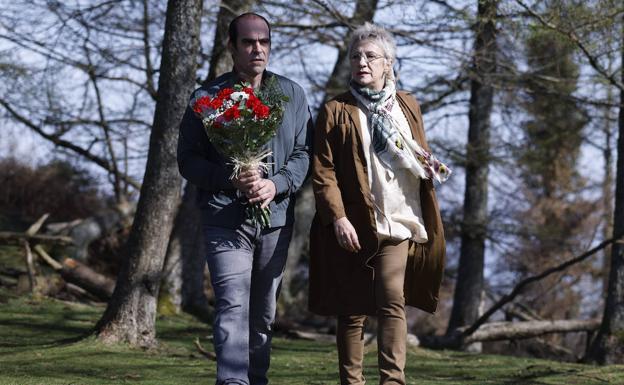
[247,179,276,209]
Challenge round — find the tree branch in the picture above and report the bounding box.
[461,232,624,339]
[0,232,74,246]
[515,0,624,92]
[0,98,141,190]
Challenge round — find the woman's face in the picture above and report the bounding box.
[350,39,391,91]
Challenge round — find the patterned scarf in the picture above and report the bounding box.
[349,79,451,183]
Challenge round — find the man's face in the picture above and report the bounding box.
[230,17,271,79]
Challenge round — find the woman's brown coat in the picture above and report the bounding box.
[308,90,446,316]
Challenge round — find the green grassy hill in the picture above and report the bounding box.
[0,289,622,385]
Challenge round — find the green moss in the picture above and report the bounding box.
[0,290,623,384]
[157,290,180,317]
[0,245,27,272]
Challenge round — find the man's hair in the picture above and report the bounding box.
[228,12,272,47]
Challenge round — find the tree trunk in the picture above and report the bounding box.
[586,15,624,365]
[323,0,379,101]
[158,194,183,316]
[447,0,498,334]
[159,0,254,320]
[160,184,212,321]
[179,185,211,321]
[94,0,203,347]
[280,0,379,313]
[602,81,615,297]
[204,0,257,84]
[281,181,314,308]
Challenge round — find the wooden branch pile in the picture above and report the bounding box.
[0,214,116,301]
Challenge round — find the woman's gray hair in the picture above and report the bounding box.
[348,22,397,63]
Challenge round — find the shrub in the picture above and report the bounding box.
[0,157,105,226]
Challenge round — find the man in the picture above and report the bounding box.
[177,12,312,385]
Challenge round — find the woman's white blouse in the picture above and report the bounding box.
[357,98,429,243]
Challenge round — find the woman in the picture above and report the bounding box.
[309,22,451,384]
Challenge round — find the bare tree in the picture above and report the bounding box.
[507,0,624,363]
[447,0,498,336]
[94,0,203,347]
[0,1,171,200]
[322,0,379,100]
[269,0,380,314]
[158,0,257,320]
[204,0,256,83]
[586,12,624,365]
[497,15,595,352]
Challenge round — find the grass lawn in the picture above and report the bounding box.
[0,288,622,385]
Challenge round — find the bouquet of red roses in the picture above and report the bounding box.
[190,76,288,228]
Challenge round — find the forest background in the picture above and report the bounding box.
[0,0,623,375]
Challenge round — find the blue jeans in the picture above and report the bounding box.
[203,223,293,385]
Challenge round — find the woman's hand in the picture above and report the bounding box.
[333,217,361,253]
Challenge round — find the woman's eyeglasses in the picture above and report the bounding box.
[350,52,385,64]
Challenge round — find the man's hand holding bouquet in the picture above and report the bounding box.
[191,76,288,228]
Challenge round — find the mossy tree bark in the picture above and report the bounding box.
[160,183,211,321]
[94,0,203,347]
[159,0,254,321]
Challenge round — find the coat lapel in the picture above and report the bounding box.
[340,93,370,190]
[337,92,377,246]
[340,92,366,153]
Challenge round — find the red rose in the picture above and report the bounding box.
[193,96,211,114]
[223,106,241,121]
[210,97,223,109]
[198,96,211,106]
[243,86,255,95]
[246,94,261,109]
[217,88,234,99]
[254,103,270,119]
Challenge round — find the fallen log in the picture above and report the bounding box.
[462,319,601,344]
[425,233,624,350]
[420,319,600,349]
[0,267,27,277]
[59,258,115,301]
[34,246,114,301]
[286,329,336,343]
